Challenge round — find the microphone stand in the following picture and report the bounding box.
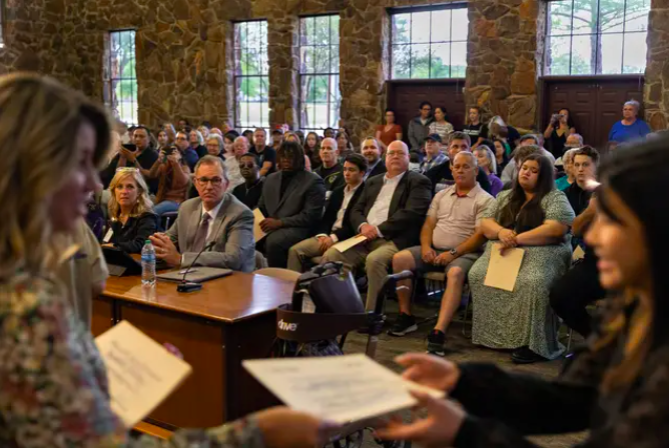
[177,241,215,293]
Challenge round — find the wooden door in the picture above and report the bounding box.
[386,79,467,141]
[542,75,644,149]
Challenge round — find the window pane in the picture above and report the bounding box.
[451,8,469,41]
[451,42,467,77]
[330,44,340,74]
[599,0,625,33]
[572,0,597,35]
[548,0,574,36]
[106,30,137,125]
[431,10,451,43]
[392,13,411,44]
[624,1,650,32]
[313,46,330,73]
[571,34,594,74]
[392,44,411,79]
[600,33,623,74]
[330,15,340,43]
[431,43,450,78]
[411,44,430,79]
[623,32,647,73]
[411,12,431,43]
[546,35,572,75]
[300,17,312,46]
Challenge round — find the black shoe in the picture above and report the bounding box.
[358,314,386,334]
[426,330,446,356]
[388,313,418,337]
[511,346,547,364]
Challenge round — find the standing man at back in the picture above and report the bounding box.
[324,141,432,311]
[408,101,434,154]
[250,127,277,177]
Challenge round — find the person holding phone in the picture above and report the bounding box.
[543,108,576,159]
[147,144,192,216]
[100,125,159,194]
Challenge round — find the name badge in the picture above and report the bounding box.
[103,228,114,243]
[325,190,333,201]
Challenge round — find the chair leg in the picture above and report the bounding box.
[461,293,472,339]
[566,328,574,353]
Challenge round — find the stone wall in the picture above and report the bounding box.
[644,0,669,130]
[465,0,545,131]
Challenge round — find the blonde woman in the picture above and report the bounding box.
[189,128,207,158]
[105,167,158,253]
[0,73,330,447]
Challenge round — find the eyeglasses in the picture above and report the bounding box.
[386,150,407,157]
[176,136,188,141]
[196,177,224,186]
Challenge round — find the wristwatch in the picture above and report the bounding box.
[449,248,459,257]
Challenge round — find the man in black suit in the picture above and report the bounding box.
[324,141,432,310]
[361,137,386,180]
[287,153,368,272]
[258,141,326,268]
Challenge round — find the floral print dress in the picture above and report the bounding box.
[0,274,265,448]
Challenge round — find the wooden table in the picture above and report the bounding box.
[93,272,294,430]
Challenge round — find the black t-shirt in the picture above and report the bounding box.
[463,123,488,141]
[250,146,277,175]
[315,163,344,191]
[232,178,265,211]
[426,160,491,195]
[100,147,160,194]
[565,182,592,217]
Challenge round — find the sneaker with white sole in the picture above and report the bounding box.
[427,329,446,356]
[388,313,418,336]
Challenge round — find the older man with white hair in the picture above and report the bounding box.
[224,136,249,190]
[323,141,432,312]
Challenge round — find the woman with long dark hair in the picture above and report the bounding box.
[468,153,575,363]
[377,136,669,448]
[303,131,321,169]
[544,107,576,159]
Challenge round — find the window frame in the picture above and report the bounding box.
[388,2,469,80]
[298,14,341,134]
[544,0,650,76]
[233,19,270,130]
[104,29,138,126]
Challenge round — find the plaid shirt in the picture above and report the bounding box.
[420,152,448,174]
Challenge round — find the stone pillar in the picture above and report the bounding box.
[465,0,544,131]
[267,13,299,129]
[339,0,388,146]
[644,0,669,130]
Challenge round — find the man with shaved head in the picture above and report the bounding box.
[314,137,344,191]
[323,140,432,312]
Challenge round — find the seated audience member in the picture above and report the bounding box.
[492,138,510,176]
[408,101,434,153]
[206,133,225,158]
[609,99,651,143]
[258,141,326,268]
[210,127,223,137]
[271,128,284,151]
[232,153,265,210]
[175,130,199,171]
[488,115,521,150]
[556,148,578,191]
[361,137,387,179]
[428,106,454,143]
[242,128,254,141]
[474,145,503,197]
[389,152,494,355]
[323,141,432,310]
[223,131,237,160]
[284,132,313,171]
[336,131,355,161]
[426,132,492,194]
[563,132,584,152]
[314,137,344,191]
[303,131,321,169]
[156,129,171,150]
[150,156,255,271]
[500,136,555,184]
[105,168,158,253]
[190,129,207,159]
[376,108,403,149]
[323,127,335,138]
[163,122,177,142]
[100,125,159,194]
[225,136,249,190]
[550,146,605,338]
[198,125,210,141]
[463,106,488,148]
[250,127,277,177]
[287,153,368,272]
[468,153,575,363]
[177,117,190,131]
[419,134,448,174]
[147,144,191,216]
[543,108,576,159]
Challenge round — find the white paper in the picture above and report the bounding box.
[253,208,267,242]
[243,354,444,424]
[573,245,585,261]
[95,321,193,427]
[484,243,525,292]
[103,228,114,243]
[332,235,367,253]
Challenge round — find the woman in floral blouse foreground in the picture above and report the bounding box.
[0,73,330,448]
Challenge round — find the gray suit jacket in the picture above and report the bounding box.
[166,194,255,272]
[258,170,326,231]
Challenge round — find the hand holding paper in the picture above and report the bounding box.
[252,208,267,241]
[332,235,367,253]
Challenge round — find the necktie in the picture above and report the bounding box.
[192,213,211,253]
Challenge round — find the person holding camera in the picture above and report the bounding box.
[543,108,576,159]
[147,143,192,216]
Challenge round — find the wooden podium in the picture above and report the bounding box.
[93,272,293,430]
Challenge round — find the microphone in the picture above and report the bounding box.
[177,241,215,293]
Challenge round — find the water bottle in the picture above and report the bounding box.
[141,240,156,286]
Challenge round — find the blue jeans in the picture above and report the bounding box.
[153,200,180,216]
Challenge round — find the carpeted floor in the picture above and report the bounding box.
[341,299,587,447]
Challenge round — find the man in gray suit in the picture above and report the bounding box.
[150,155,256,272]
[258,140,326,268]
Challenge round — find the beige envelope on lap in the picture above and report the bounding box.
[484,243,525,292]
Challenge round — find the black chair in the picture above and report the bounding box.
[160,211,179,231]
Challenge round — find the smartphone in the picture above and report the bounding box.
[122,143,137,152]
[164,146,175,156]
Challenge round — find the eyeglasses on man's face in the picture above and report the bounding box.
[196,176,224,186]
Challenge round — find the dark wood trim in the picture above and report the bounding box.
[386,78,466,86]
[540,74,644,83]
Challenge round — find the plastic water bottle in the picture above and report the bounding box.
[141,240,156,286]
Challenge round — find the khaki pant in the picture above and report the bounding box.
[323,239,399,311]
[287,237,324,272]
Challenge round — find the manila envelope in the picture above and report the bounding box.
[484,243,525,292]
